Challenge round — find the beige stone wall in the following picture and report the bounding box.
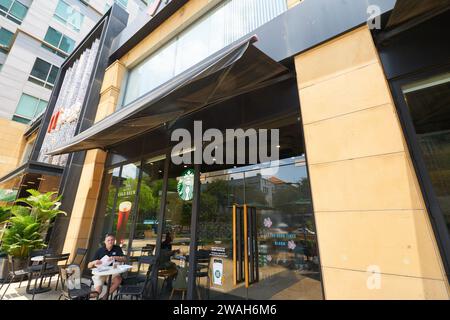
[0,118,28,178]
[287,0,302,9]
[295,26,450,299]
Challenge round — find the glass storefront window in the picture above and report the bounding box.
[198,156,323,300]
[100,167,122,244]
[402,72,450,235]
[131,156,166,251]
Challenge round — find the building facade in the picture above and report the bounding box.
[0,0,147,178]
[2,0,450,300]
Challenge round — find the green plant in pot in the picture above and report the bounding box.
[0,190,67,265]
[15,189,67,235]
[1,205,46,260]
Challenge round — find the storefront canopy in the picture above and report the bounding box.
[386,0,450,28]
[48,36,289,156]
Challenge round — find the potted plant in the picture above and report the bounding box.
[15,189,67,236]
[1,206,45,259]
[0,190,67,268]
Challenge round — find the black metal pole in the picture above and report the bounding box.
[149,149,171,299]
[187,164,201,300]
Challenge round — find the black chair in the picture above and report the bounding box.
[122,255,156,286]
[195,250,211,300]
[69,248,88,267]
[30,253,70,300]
[26,249,54,273]
[0,255,28,300]
[115,271,152,300]
[58,267,99,300]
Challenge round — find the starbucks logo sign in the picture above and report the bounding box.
[177,169,194,201]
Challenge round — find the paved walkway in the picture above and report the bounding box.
[1,278,64,300]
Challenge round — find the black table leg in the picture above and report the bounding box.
[26,272,51,296]
[106,275,112,300]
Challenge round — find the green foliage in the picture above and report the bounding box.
[16,189,67,231]
[0,206,11,224]
[0,189,66,258]
[1,209,46,258]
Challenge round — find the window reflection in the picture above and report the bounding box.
[198,157,323,300]
[402,73,450,235]
[132,156,166,250]
[122,0,288,106]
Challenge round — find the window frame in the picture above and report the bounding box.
[0,0,29,25]
[0,27,14,53]
[13,93,48,124]
[28,57,60,89]
[42,26,75,57]
[390,64,450,283]
[53,0,85,32]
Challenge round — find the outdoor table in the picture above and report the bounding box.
[92,265,133,300]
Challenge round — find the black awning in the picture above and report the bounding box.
[386,0,450,28]
[48,36,289,156]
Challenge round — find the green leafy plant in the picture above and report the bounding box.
[16,189,67,232]
[0,206,11,224]
[0,206,46,258]
[0,190,67,259]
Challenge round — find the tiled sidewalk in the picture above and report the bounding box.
[0,278,63,300]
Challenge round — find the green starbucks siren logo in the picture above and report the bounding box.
[177,169,194,201]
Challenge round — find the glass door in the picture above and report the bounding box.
[198,157,323,300]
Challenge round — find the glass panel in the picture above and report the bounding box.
[130,156,166,254]
[12,115,30,124]
[0,28,14,48]
[199,171,245,299]
[402,73,450,235]
[69,11,84,31]
[123,39,177,106]
[47,66,59,84]
[55,0,70,21]
[44,27,62,47]
[198,157,323,300]
[245,158,322,300]
[59,35,75,53]
[101,167,122,244]
[15,94,38,119]
[115,0,127,9]
[36,100,48,116]
[174,15,212,75]
[9,0,27,21]
[0,0,12,12]
[122,0,287,106]
[114,163,140,252]
[30,58,51,81]
[155,162,193,299]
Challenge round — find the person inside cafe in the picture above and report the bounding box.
[88,233,127,299]
[161,232,173,250]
